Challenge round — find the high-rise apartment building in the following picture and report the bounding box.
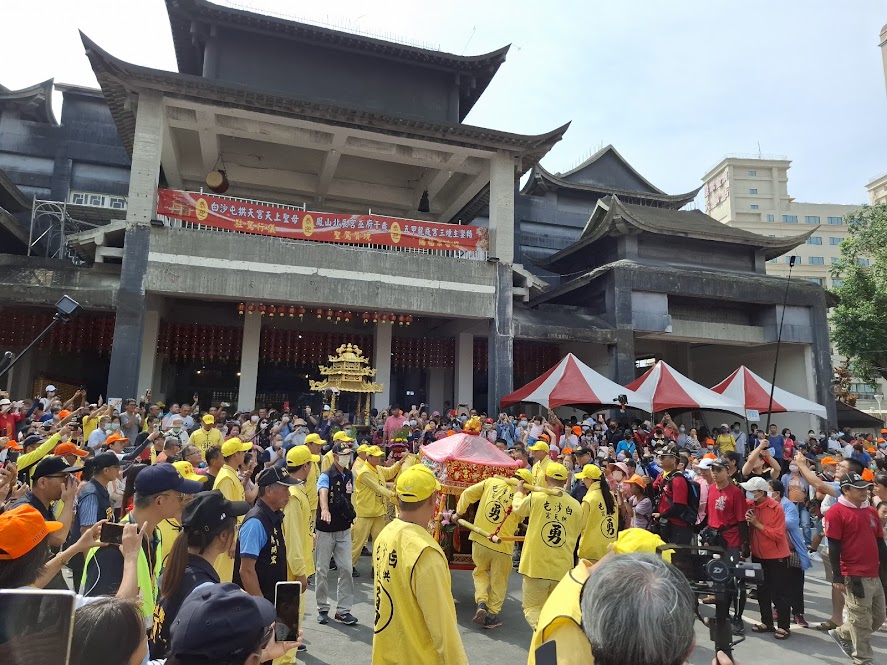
[702,156,885,420]
[866,172,887,205]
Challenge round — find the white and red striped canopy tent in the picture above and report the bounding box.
[500,353,652,412]
[625,361,745,416]
[711,366,827,419]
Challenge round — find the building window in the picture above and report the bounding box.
[750,204,759,209]
[850,383,876,395]
[827,216,843,225]
[766,214,775,222]
[109,197,126,210]
[808,256,825,265]
[832,278,843,287]
[829,237,842,246]
[858,258,870,266]
[749,188,758,194]
[767,258,778,263]
[68,191,127,210]
[782,215,798,223]
[806,237,822,245]
[805,215,820,224]
[748,170,757,176]
[808,277,823,286]
[831,257,841,264]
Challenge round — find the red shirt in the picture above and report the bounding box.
[654,470,689,526]
[824,500,884,578]
[706,482,747,547]
[749,497,790,560]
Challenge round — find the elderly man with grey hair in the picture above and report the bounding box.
[580,553,699,665]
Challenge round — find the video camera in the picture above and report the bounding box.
[657,544,763,660]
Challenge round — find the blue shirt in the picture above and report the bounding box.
[238,518,269,558]
[77,493,99,527]
[767,435,784,459]
[851,450,872,466]
[615,439,636,456]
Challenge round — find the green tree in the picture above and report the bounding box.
[830,203,887,383]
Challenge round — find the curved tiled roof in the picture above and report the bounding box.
[80,32,568,170]
[0,79,57,125]
[165,0,509,120]
[535,195,816,272]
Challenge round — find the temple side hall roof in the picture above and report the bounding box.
[0,79,57,125]
[165,0,509,120]
[521,145,700,208]
[80,32,568,173]
[535,196,815,273]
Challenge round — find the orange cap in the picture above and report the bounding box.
[626,474,648,490]
[562,447,573,454]
[862,468,875,482]
[58,410,71,420]
[104,432,130,446]
[702,453,717,460]
[4,439,22,452]
[54,442,88,458]
[820,456,837,466]
[571,426,582,436]
[538,433,551,443]
[0,505,63,560]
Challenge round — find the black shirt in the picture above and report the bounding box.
[83,523,160,597]
[11,491,54,522]
[150,554,220,658]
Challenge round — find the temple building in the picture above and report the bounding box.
[0,0,836,429]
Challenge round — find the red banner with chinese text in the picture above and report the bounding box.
[156,189,488,253]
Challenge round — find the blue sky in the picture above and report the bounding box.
[4,0,884,205]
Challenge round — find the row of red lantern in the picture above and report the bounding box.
[391,338,456,369]
[237,303,413,326]
[259,330,374,366]
[157,323,243,363]
[0,310,116,355]
[472,339,561,373]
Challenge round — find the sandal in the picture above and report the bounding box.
[774,628,790,640]
[814,620,839,631]
[752,624,775,633]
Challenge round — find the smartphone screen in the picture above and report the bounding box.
[274,581,302,642]
[99,522,124,545]
[0,589,76,665]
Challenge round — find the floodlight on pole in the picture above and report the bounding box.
[0,295,82,379]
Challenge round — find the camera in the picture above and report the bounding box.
[657,544,762,660]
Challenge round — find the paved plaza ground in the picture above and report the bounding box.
[296,553,887,665]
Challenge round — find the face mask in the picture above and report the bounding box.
[678,426,685,433]
[460,416,468,423]
[520,420,528,427]
[789,464,799,472]
[198,461,207,469]
[337,455,352,467]
[612,470,624,481]
[110,423,120,431]
[409,420,417,427]
[746,491,757,500]
[172,427,181,434]
[282,416,290,423]
[103,423,111,431]
[733,427,740,433]
[251,416,260,424]
[707,445,714,450]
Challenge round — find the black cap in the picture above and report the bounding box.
[840,473,873,489]
[135,463,203,495]
[656,445,679,458]
[181,490,250,531]
[573,446,592,457]
[23,434,45,448]
[91,452,122,470]
[170,582,276,660]
[332,441,354,455]
[32,456,80,481]
[256,466,298,487]
[710,457,731,469]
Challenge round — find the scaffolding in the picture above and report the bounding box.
[28,199,121,264]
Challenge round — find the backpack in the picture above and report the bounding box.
[663,472,700,526]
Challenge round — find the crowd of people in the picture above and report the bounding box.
[0,385,885,664]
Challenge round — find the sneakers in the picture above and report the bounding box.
[793,614,809,628]
[730,617,745,635]
[828,628,854,659]
[335,612,358,625]
[808,551,821,562]
[361,546,371,557]
[330,558,338,570]
[317,611,329,625]
[483,614,502,629]
[352,569,360,578]
[297,644,307,653]
[472,601,488,625]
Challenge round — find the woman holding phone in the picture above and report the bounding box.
[149,490,250,659]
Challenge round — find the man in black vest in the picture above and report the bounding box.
[315,441,358,625]
[235,466,297,605]
[67,451,120,587]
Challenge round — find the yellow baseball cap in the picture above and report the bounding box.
[356,443,370,453]
[396,465,441,502]
[333,430,355,443]
[201,414,215,425]
[545,462,569,481]
[304,433,326,446]
[613,528,673,562]
[574,464,602,481]
[221,438,252,457]
[514,468,533,484]
[286,445,320,467]
[173,461,206,483]
[366,445,384,457]
[527,440,549,452]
